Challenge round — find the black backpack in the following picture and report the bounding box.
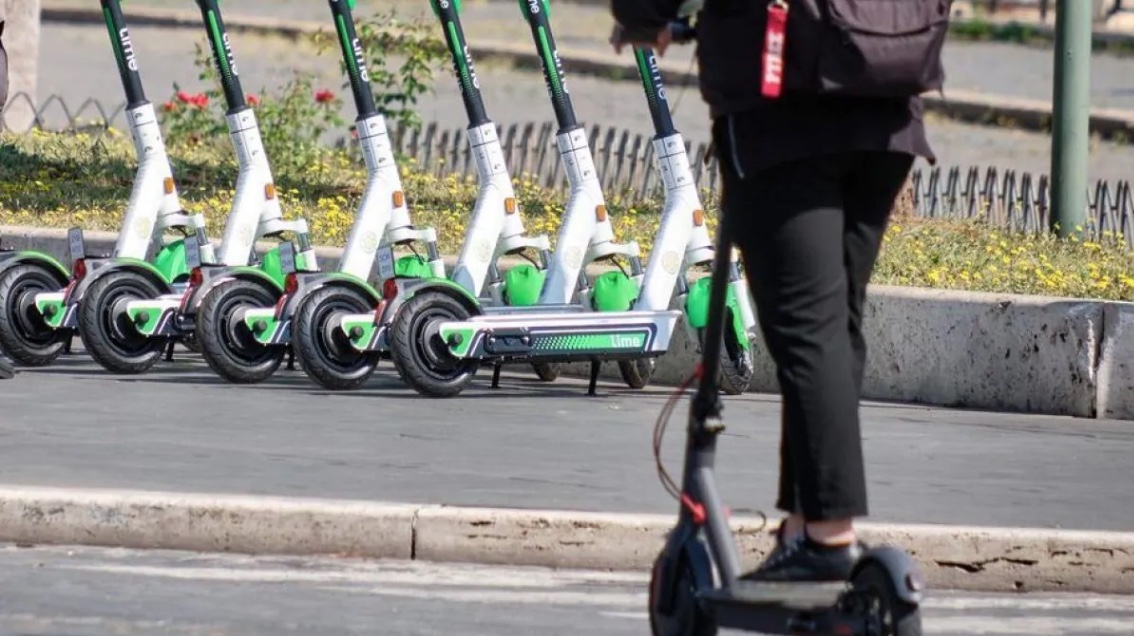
[767,0,952,99]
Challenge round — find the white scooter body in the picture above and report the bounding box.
[122,107,319,337]
[32,101,215,330]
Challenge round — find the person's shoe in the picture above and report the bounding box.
[740,532,864,583]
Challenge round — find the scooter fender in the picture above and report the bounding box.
[282,271,381,320]
[67,257,172,306]
[0,251,70,281]
[653,525,715,618]
[684,276,750,352]
[181,266,284,318]
[852,545,925,606]
[381,277,482,324]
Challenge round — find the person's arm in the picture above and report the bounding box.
[609,0,687,55]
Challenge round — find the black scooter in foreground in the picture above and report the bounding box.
[638,25,925,636]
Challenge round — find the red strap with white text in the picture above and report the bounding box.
[761,0,789,98]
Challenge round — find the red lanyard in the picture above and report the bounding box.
[761,0,789,98]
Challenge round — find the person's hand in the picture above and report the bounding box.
[609,23,673,57]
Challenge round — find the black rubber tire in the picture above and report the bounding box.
[293,284,381,391]
[198,278,284,384]
[531,362,561,382]
[0,355,15,379]
[851,561,923,636]
[389,290,478,398]
[618,358,655,390]
[78,270,167,374]
[0,263,70,366]
[699,308,753,396]
[647,546,718,636]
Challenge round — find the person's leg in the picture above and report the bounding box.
[724,152,867,581]
[802,151,914,549]
[843,151,915,399]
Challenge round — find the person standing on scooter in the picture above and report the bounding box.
[609,0,947,582]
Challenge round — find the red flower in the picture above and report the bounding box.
[190,93,209,108]
[176,90,193,104]
[162,101,176,112]
[247,93,260,106]
[314,89,335,104]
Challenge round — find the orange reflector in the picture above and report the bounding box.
[693,209,705,226]
[392,190,405,208]
[264,183,277,200]
[189,266,203,287]
[283,273,299,295]
[504,197,517,214]
[72,258,87,281]
[595,205,607,222]
[163,177,175,194]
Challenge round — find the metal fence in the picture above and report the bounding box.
[4,92,1134,246]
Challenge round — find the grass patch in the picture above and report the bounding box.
[2,129,1133,301]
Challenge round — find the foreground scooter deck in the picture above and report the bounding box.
[702,581,865,633]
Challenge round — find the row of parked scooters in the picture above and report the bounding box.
[0,0,759,398]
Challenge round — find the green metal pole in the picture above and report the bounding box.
[1049,0,1092,238]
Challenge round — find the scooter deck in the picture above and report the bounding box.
[702,580,847,610]
[452,309,680,327]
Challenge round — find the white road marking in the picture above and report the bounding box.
[926,616,1134,635]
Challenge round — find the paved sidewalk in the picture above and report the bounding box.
[2,544,1131,636]
[0,351,1130,532]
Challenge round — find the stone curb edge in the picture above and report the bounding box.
[39,4,1134,141]
[1,485,1132,595]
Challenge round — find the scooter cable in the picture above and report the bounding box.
[653,365,703,503]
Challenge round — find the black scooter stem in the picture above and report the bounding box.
[517,0,579,133]
[632,47,677,139]
[326,0,379,119]
[430,0,491,127]
[100,0,147,109]
[194,0,247,113]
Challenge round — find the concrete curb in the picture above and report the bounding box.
[39,4,1134,141]
[3,224,1133,421]
[1,485,1132,594]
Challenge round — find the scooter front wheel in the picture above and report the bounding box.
[531,362,561,382]
[293,284,381,391]
[699,308,753,396]
[389,290,478,398]
[198,278,284,384]
[850,560,923,636]
[618,357,655,389]
[648,542,718,636]
[79,271,167,374]
[0,263,70,366]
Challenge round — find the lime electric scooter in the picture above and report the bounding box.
[75,0,318,374]
[382,0,746,398]
[616,45,757,395]
[646,124,925,636]
[191,0,445,385]
[0,0,207,367]
[287,0,559,391]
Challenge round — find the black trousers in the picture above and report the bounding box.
[719,148,914,522]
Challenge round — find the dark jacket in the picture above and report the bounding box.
[610,0,937,176]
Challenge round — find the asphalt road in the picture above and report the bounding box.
[0,348,1132,532]
[30,12,1134,185]
[2,543,1134,635]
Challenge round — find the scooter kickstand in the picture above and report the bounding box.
[586,360,600,396]
[286,350,295,371]
[491,362,502,389]
[164,340,175,362]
